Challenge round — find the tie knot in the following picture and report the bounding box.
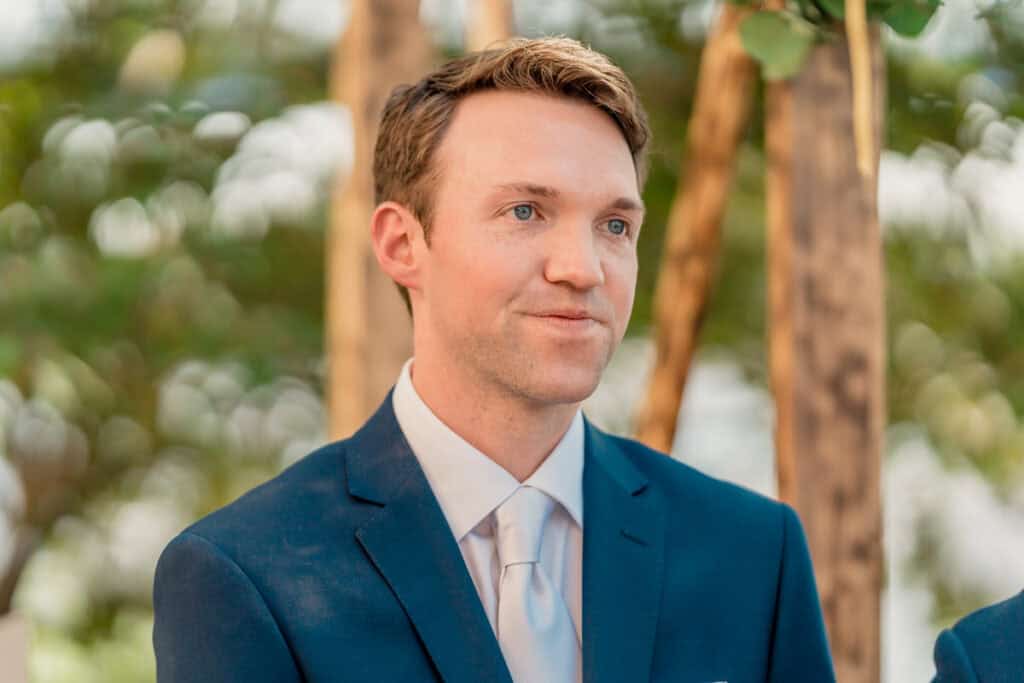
[494,486,554,569]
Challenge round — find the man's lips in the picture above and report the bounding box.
[526,309,606,326]
[532,309,597,318]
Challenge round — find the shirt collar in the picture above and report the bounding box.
[391,358,584,542]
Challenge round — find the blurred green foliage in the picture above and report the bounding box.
[737,0,943,80]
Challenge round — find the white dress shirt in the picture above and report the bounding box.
[391,358,585,649]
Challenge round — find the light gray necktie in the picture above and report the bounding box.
[494,485,579,683]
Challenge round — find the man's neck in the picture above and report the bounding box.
[409,358,579,483]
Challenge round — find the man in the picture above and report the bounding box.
[153,37,835,682]
[933,590,1024,682]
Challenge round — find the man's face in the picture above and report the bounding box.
[414,89,643,408]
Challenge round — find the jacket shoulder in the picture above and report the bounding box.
[593,429,804,570]
[602,430,788,521]
[954,590,1024,638]
[948,590,1024,676]
[594,428,833,679]
[183,439,351,550]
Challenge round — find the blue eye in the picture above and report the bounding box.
[512,204,534,220]
[608,218,628,236]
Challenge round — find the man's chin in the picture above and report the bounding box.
[519,368,603,407]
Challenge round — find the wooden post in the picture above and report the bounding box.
[633,4,757,453]
[766,28,886,683]
[466,0,515,51]
[0,531,36,616]
[326,0,431,438]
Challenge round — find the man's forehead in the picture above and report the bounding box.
[440,90,633,158]
[431,90,640,203]
[452,88,591,114]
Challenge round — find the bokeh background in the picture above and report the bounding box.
[0,0,1022,681]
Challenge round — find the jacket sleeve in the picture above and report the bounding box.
[932,628,979,683]
[152,531,302,683]
[767,504,836,683]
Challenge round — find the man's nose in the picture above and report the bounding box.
[542,221,605,290]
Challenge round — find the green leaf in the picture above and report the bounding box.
[739,11,817,80]
[818,0,845,19]
[812,0,909,22]
[882,0,941,36]
[0,336,21,375]
[866,0,896,20]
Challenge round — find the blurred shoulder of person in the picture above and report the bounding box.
[932,589,1024,683]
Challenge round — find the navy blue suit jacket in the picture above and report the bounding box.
[933,590,1024,683]
[153,393,835,682]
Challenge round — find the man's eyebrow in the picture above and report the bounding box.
[609,196,645,214]
[493,183,645,214]
[493,182,561,199]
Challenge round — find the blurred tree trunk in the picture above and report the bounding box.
[326,0,432,439]
[0,532,36,615]
[634,4,757,453]
[2,435,82,616]
[766,27,886,683]
[466,0,515,51]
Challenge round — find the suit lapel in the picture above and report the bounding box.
[581,419,666,683]
[347,395,513,683]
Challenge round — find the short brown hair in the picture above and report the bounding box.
[373,37,651,307]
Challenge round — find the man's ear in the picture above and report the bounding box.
[370,201,424,293]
